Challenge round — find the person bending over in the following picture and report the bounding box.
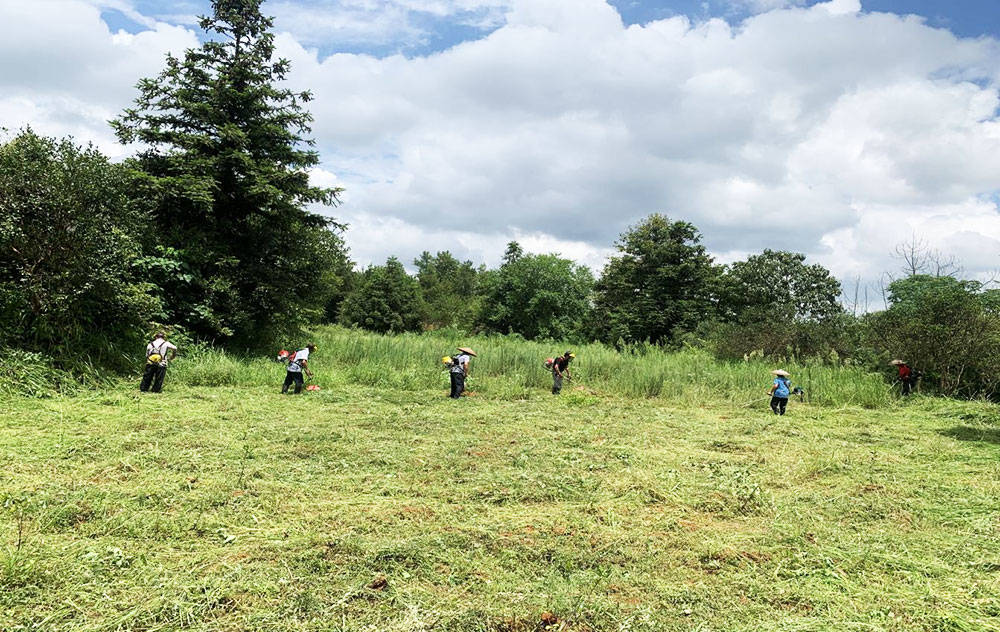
[282,343,316,394]
[449,347,476,398]
[551,351,574,395]
[140,332,177,393]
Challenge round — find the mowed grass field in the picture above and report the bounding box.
[2,341,1000,630]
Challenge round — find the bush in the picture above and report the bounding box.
[0,130,155,370]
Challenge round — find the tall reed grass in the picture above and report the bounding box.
[167,326,897,408]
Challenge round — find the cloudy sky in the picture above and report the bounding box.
[2,0,999,286]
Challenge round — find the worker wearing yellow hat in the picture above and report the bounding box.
[552,351,575,395]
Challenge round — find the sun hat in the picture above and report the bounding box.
[889,359,905,365]
[457,347,477,357]
[771,369,791,377]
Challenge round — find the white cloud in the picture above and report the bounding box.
[0,0,197,155]
[268,0,512,49]
[273,0,1000,277]
[2,0,999,283]
[728,0,805,14]
[340,212,614,272]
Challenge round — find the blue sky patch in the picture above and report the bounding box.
[101,1,999,58]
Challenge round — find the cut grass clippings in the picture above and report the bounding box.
[2,370,1000,630]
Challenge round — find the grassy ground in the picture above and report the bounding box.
[2,358,1000,630]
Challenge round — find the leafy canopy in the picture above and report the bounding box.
[720,249,843,323]
[112,0,344,347]
[415,251,481,330]
[478,242,594,341]
[592,215,717,345]
[868,275,1000,398]
[340,258,424,334]
[0,130,154,369]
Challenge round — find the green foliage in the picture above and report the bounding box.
[711,250,848,359]
[720,250,843,322]
[867,275,1000,398]
[592,215,717,345]
[340,258,424,333]
[310,227,355,325]
[0,348,86,398]
[415,251,481,329]
[0,130,155,369]
[112,0,345,347]
[477,242,594,341]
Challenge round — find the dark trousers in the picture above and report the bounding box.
[770,396,788,415]
[449,372,465,398]
[282,371,304,394]
[901,378,915,396]
[552,372,563,395]
[140,364,167,393]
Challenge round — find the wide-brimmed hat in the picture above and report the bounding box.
[771,369,790,377]
[457,347,477,357]
[889,359,905,365]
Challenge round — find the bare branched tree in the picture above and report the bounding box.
[892,235,930,277]
[891,234,963,278]
[928,250,963,278]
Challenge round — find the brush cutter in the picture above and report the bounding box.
[739,395,773,408]
[304,374,320,392]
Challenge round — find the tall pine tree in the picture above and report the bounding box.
[113,0,343,346]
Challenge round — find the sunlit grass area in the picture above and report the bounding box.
[2,338,999,630]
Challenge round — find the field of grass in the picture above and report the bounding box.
[3,329,1000,630]
[162,327,897,409]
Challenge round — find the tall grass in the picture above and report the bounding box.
[0,348,105,398]
[167,326,897,408]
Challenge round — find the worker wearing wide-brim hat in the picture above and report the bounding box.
[449,347,476,399]
[889,359,916,396]
[768,369,792,415]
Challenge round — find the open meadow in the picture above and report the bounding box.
[2,329,1000,631]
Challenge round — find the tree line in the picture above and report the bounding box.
[2,0,998,400]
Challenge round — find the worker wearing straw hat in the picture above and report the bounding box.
[449,347,476,399]
[768,369,792,415]
[889,359,917,396]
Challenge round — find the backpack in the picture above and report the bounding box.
[543,357,555,370]
[147,340,167,365]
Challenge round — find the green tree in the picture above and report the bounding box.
[340,258,424,333]
[592,215,717,345]
[720,250,842,323]
[0,130,154,368]
[711,250,847,359]
[414,251,480,329]
[112,0,344,347]
[312,228,355,324]
[867,275,1000,398]
[477,242,594,341]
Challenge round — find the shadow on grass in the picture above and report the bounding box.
[940,425,1000,445]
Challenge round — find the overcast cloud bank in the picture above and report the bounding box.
[2,0,998,281]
